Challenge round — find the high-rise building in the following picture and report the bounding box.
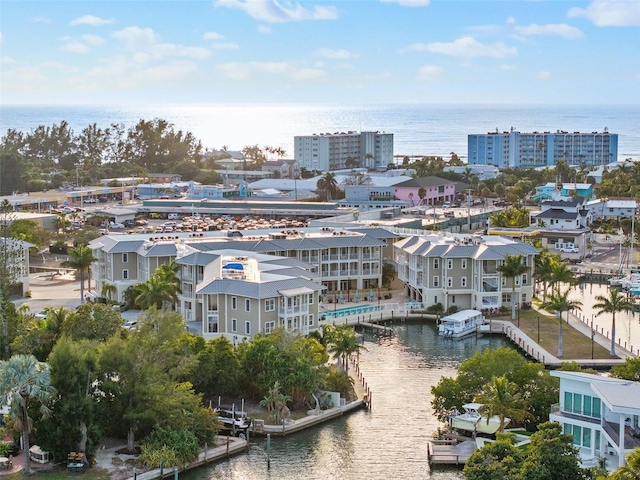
[468,128,618,168]
[294,131,393,172]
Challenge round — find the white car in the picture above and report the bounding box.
[560,247,580,253]
[109,222,125,229]
[84,198,98,204]
[123,320,138,330]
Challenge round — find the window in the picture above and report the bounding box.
[447,259,453,269]
[265,299,275,312]
[447,277,452,288]
[433,276,439,287]
[308,294,314,304]
[433,259,439,269]
[231,297,237,310]
[245,321,251,335]
[122,253,128,263]
[265,321,275,334]
[564,392,601,419]
[122,269,129,280]
[461,277,467,288]
[522,274,528,285]
[231,318,237,332]
[245,299,251,312]
[308,314,314,326]
[461,259,467,269]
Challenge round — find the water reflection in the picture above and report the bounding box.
[569,282,640,352]
[182,322,512,480]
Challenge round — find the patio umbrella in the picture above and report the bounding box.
[370,288,374,302]
[354,289,359,302]
[339,291,344,303]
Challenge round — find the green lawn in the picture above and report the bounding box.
[4,470,111,480]
[492,309,612,360]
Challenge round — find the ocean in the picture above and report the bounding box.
[1,103,639,161]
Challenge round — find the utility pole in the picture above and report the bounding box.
[467,188,472,232]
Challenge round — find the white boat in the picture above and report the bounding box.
[447,403,509,435]
[438,310,484,338]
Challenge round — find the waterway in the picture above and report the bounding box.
[182,322,513,480]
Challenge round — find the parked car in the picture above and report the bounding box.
[123,320,138,330]
[98,196,109,203]
[109,222,125,229]
[84,197,97,204]
[560,247,580,253]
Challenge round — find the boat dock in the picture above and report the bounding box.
[427,439,476,465]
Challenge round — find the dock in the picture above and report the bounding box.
[427,439,476,465]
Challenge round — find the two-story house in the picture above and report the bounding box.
[177,249,324,342]
[394,233,538,311]
[549,370,640,470]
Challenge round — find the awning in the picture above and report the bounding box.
[279,287,315,297]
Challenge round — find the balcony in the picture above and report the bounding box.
[279,305,309,316]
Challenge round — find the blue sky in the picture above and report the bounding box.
[1,0,639,105]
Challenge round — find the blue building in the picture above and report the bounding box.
[468,129,618,168]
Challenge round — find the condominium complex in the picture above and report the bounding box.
[294,131,393,172]
[394,233,538,312]
[468,129,618,168]
[89,227,389,338]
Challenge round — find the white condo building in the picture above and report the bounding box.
[294,131,393,172]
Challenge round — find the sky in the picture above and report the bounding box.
[1,0,639,106]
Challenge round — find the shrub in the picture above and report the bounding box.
[140,427,199,468]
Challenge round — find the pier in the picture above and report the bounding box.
[427,438,477,465]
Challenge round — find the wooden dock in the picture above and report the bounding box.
[428,439,476,465]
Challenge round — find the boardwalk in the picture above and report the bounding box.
[428,439,477,465]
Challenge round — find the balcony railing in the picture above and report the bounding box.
[279,305,309,315]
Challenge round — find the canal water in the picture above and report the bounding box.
[182,322,512,480]
[570,282,640,353]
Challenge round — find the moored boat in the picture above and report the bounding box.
[447,403,509,435]
[438,310,484,338]
[214,406,252,438]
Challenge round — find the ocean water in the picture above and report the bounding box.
[1,103,639,161]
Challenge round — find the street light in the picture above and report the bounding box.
[591,319,595,359]
[517,302,520,328]
[536,316,540,343]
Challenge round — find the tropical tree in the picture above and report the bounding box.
[259,381,292,425]
[135,274,179,310]
[327,326,365,376]
[382,262,396,289]
[605,448,640,479]
[417,187,426,206]
[534,251,560,303]
[497,254,529,320]
[593,288,634,357]
[542,289,583,358]
[316,172,339,201]
[548,259,576,294]
[475,375,531,433]
[0,354,56,474]
[61,245,98,304]
[101,282,117,302]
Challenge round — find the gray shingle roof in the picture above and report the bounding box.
[197,276,323,298]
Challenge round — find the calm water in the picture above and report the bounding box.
[1,104,639,161]
[182,322,512,480]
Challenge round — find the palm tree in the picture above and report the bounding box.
[609,448,640,479]
[101,282,117,302]
[328,326,365,376]
[593,288,634,357]
[316,172,338,201]
[0,354,56,475]
[417,187,426,206]
[259,381,292,424]
[475,375,531,433]
[408,192,415,206]
[542,288,582,358]
[548,260,576,294]
[534,252,557,303]
[134,275,178,310]
[61,245,98,304]
[497,254,529,320]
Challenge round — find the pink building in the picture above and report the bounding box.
[394,177,456,206]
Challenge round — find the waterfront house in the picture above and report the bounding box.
[176,249,324,342]
[394,233,537,311]
[393,177,456,207]
[549,370,640,470]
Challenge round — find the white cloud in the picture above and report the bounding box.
[82,34,105,46]
[210,42,239,50]
[216,61,326,80]
[635,73,640,80]
[203,31,224,40]
[214,0,338,23]
[500,64,516,70]
[404,36,517,58]
[417,65,442,80]
[515,23,584,39]
[536,70,551,80]
[258,25,272,33]
[33,16,52,24]
[380,0,430,7]
[2,56,16,64]
[568,0,640,27]
[506,16,516,24]
[112,26,211,60]
[69,15,114,26]
[314,48,356,60]
[61,39,90,54]
[41,61,66,69]
[0,32,3,42]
